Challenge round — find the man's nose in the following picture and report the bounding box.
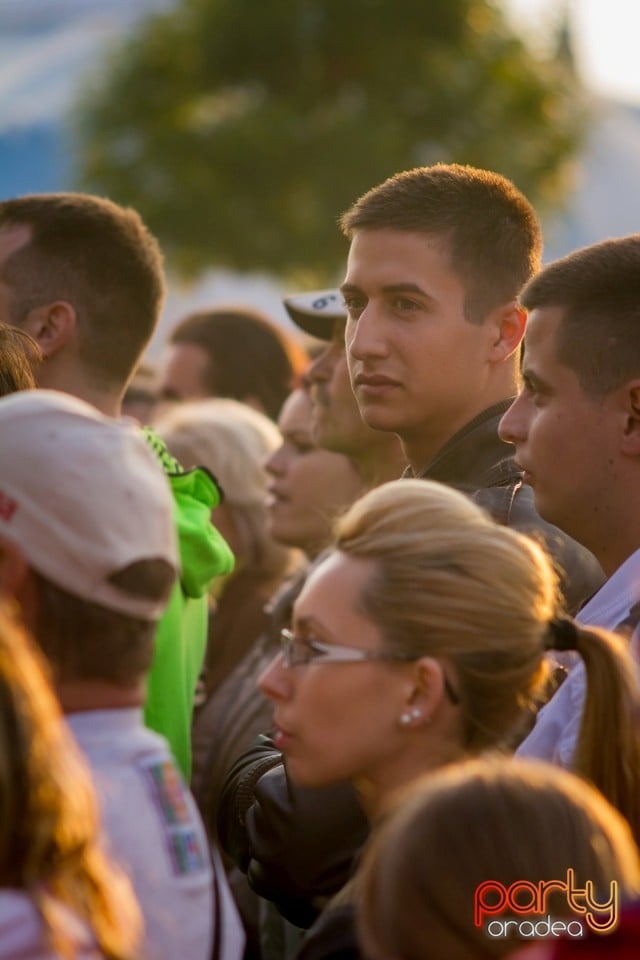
[347,303,388,361]
[498,393,528,445]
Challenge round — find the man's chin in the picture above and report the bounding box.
[359,407,401,434]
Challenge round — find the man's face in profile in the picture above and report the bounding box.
[306,319,375,458]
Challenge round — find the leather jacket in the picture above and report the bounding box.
[218,735,367,929]
[406,399,604,615]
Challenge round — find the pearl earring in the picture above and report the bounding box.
[400,707,423,726]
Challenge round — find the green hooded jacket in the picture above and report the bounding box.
[143,428,234,778]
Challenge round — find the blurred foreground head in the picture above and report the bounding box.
[0,390,177,689]
[0,600,141,958]
[358,757,640,960]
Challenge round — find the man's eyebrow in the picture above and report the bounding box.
[522,368,550,391]
[340,281,434,299]
[380,282,430,296]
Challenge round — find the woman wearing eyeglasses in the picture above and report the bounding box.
[260,478,640,817]
[228,478,640,960]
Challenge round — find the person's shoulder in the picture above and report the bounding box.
[501,483,605,615]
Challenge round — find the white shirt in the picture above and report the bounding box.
[67,708,243,960]
[0,891,104,959]
[516,548,640,767]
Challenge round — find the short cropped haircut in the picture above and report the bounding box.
[520,234,640,397]
[0,193,166,387]
[340,164,542,323]
[169,307,308,420]
[32,560,175,687]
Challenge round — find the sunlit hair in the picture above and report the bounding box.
[339,163,541,323]
[333,480,640,832]
[520,233,640,397]
[0,323,41,395]
[0,601,140,958]
[169,307,309,420]
[357,757,640,960]
[155,398,295,579]
[0,193,165,388]
[334,480,555,750]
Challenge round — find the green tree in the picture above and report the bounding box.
[75,0,585,282]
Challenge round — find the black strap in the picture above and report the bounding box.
[210,850,222,960]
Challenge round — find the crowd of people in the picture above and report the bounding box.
[0,162,638,960]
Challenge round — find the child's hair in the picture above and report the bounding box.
[357,757,640,960]
[0,601,140,958]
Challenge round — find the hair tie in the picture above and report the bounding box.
[545,616,579,652]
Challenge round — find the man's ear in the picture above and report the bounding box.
[20,301,76,359]
[620,380,640,456]
[487,302,527,363]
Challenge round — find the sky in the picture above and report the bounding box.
[504,0,640,105]
[1,0,640,133]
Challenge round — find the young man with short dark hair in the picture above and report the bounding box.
[0,193,165,411]
[216,166,604,939]
[339,163,601,608]
[0,193,234,776]
[499,233,640,764]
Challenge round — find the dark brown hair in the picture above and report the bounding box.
[358,757,640,960]
[520,234,640,397]
[31,560,174,686]
[169,307,309,419]
[0,193,165,387]
[340,163,541,323]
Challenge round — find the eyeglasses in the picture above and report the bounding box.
[279,628,461,704]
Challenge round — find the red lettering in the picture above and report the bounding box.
[474,872,618,935]
[474,881,507,927]
[539,878,570,913]
[506,881,540,916]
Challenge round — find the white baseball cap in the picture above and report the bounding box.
[283,288,346,340]
[0,390,178,620]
